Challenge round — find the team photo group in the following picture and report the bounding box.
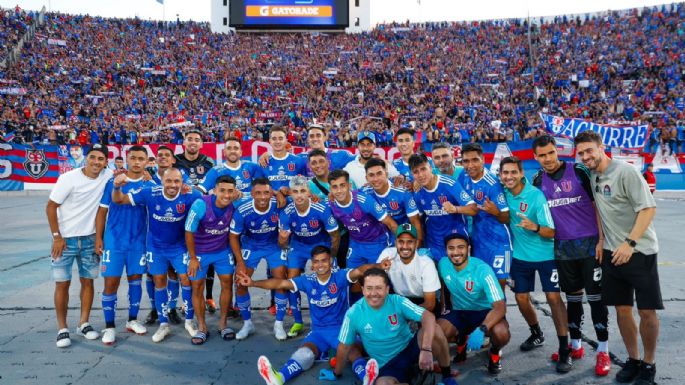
[46,123,661,385]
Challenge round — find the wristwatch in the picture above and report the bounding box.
[479,324,488,335]
[625,238,637,248]
[52,232,61,238]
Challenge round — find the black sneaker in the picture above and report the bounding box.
[168,308,182,325]
[635,362,656,385]
[144,309,158,326]
[520,332,545,351]
[453,343,467,363]
[556,348,573,374]
[616,358,642,383]
[488,351,502,375]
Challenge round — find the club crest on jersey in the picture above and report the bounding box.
[328,283,338,294]
[475,191,484,201]
[271,214,278,223]
[23,149,49,179]
[176,203,186,213]
[243,170,250,179]
[287,162,295,171]
[438,195,448,205]
[389,200,399,210]
[388,313,398,326]
[561,180,573,192]
[309,219,319,228]
[465,279,474,293]
[519,202,528,213]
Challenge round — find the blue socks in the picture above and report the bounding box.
[181,285,194,320]
[167,278,179,309]
[145,275,155,308]
[128,279,142,320]
[154,287,169,323]
[237,294,251,321]
[102,293,117,328]
[280,359,303,382]
[274,292,288,322]
[352,358,367,381]
[289,291,303,324]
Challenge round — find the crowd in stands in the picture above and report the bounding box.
[0,6,33,62]
[0,3,684,153]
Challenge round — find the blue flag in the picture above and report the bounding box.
[540,113,649,149]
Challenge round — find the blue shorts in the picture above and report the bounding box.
[147,249,188,276]
[189,249,235,280]
[100,249,147,277]
[347,239,388,268]
[51,234,99,282]
[303,326,340,355]
[378,333,420,383]
[241,246,286,270]
[510,258,559,293]
[440,309,490,336]
[473,243,511,280]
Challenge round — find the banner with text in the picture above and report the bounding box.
[540,113,649,149]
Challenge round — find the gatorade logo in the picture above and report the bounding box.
[247,6,333,17]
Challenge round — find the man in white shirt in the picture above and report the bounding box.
[344,131,399,189]
[377,223,441,312]
[46,144,113,348]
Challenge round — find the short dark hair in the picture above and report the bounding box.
[328,169,349,183]
[307,124,326,135]
[431,142,452,152]
[395,128,414,140]
[148,156,156,161]
[128,145,147,156]
[216,175,236,186]
[157,145,174,156]
[574,131,602,146]
[269,125,287,137]
[532,135,556,153]
[184,130,203,139]
[364,157,386,172]
[461,143,483,156]
[308,149,327,161]
[499,156,523,172]
[115,156,124,161]
[310,245,331,259]
[408,153,429,171]
[444,233,471,247]
[226,136,242,144]
[251,177,271,187]
[361,267,391,287]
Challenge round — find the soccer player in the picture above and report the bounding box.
[230,178,288,340]
[575,131,661,385]
[307,149,336,200]
[198,137,264,194]
[458,143,512,291]
[95,145,154,345]
[334,268,458,385]
[236,246,385,385]
[343,130,400,188]
[174,129,215,186]
[185,175,239,344]
[263,125,307,195]
[532,135,611,376]
[376,224,440,312]
[112,167,202,343]
[392,128,425,182]
[499,156,571,373]
[437,234,510,375]
[328,169,397,269]
[410,153,477,261]
[47,144,112,348]
[363,157,422,245]
[431,142,464,179]
[150,146,189,185]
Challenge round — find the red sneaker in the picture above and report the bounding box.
[595,352,611,376]
[551,345,584,361]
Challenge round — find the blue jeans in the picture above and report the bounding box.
[51,234,100,282]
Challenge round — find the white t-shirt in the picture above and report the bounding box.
[377,247,441,299]
[49,167,113,237]
[344,156,400,189]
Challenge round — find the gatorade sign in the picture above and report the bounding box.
[246,6,333,17]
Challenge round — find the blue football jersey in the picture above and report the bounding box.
[199,161,264,193]
[230,198,281,249]
[290,269,352,328]
[363,185,419,225]
[279,201,339,246]
[392,157,434,182]
[100,177,155,251]
[263,153,307,190]
[458,171,513,247]
[151,168,190,185]
[129,186,201,254]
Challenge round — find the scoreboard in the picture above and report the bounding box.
[229,0,349,30]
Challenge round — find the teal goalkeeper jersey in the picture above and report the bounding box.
[504,180,555,262]
[438,256,504,311]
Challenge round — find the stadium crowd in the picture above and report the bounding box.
[0,4,684,152]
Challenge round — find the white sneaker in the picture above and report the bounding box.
[273,321,287,341]
[363,358,379,385]
[185,320,198,337]
[258,355,285,385]
[126,320,147,335]
[75,323,100,340]
[152,323,171,343]
[56,328,71,348]
[236,321,255,340]
[101,328,116,345]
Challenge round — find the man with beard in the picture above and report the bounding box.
[575,131,661,385]
[344,131,399,189]
[431,142,463,179]
[175,130,214,186]
[199,137,264,194]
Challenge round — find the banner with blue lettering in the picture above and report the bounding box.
[540,113,649,149]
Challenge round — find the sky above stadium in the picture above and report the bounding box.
[1,0,677,24]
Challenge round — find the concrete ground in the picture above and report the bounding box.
[0,192,683,385]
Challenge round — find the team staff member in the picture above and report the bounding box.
[344,131,400,188]
[499,156,572,373]
[47,144,112,348]
[575,131,661,385]
[532,135,611,376]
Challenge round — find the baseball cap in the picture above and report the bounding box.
[87,144,109,158]
[357,130,376,144]
[396,223,418,239]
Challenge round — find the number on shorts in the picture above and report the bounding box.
[182,253,190,265]
[139,253,147,266]
[102,250,111,263]
[146,251,154,263]
[241,249,251,261]
[346,248,353,260]
[593,267,602,282]
[493,256,505,269]
[550,269,559,288]
[280,249,287,261]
